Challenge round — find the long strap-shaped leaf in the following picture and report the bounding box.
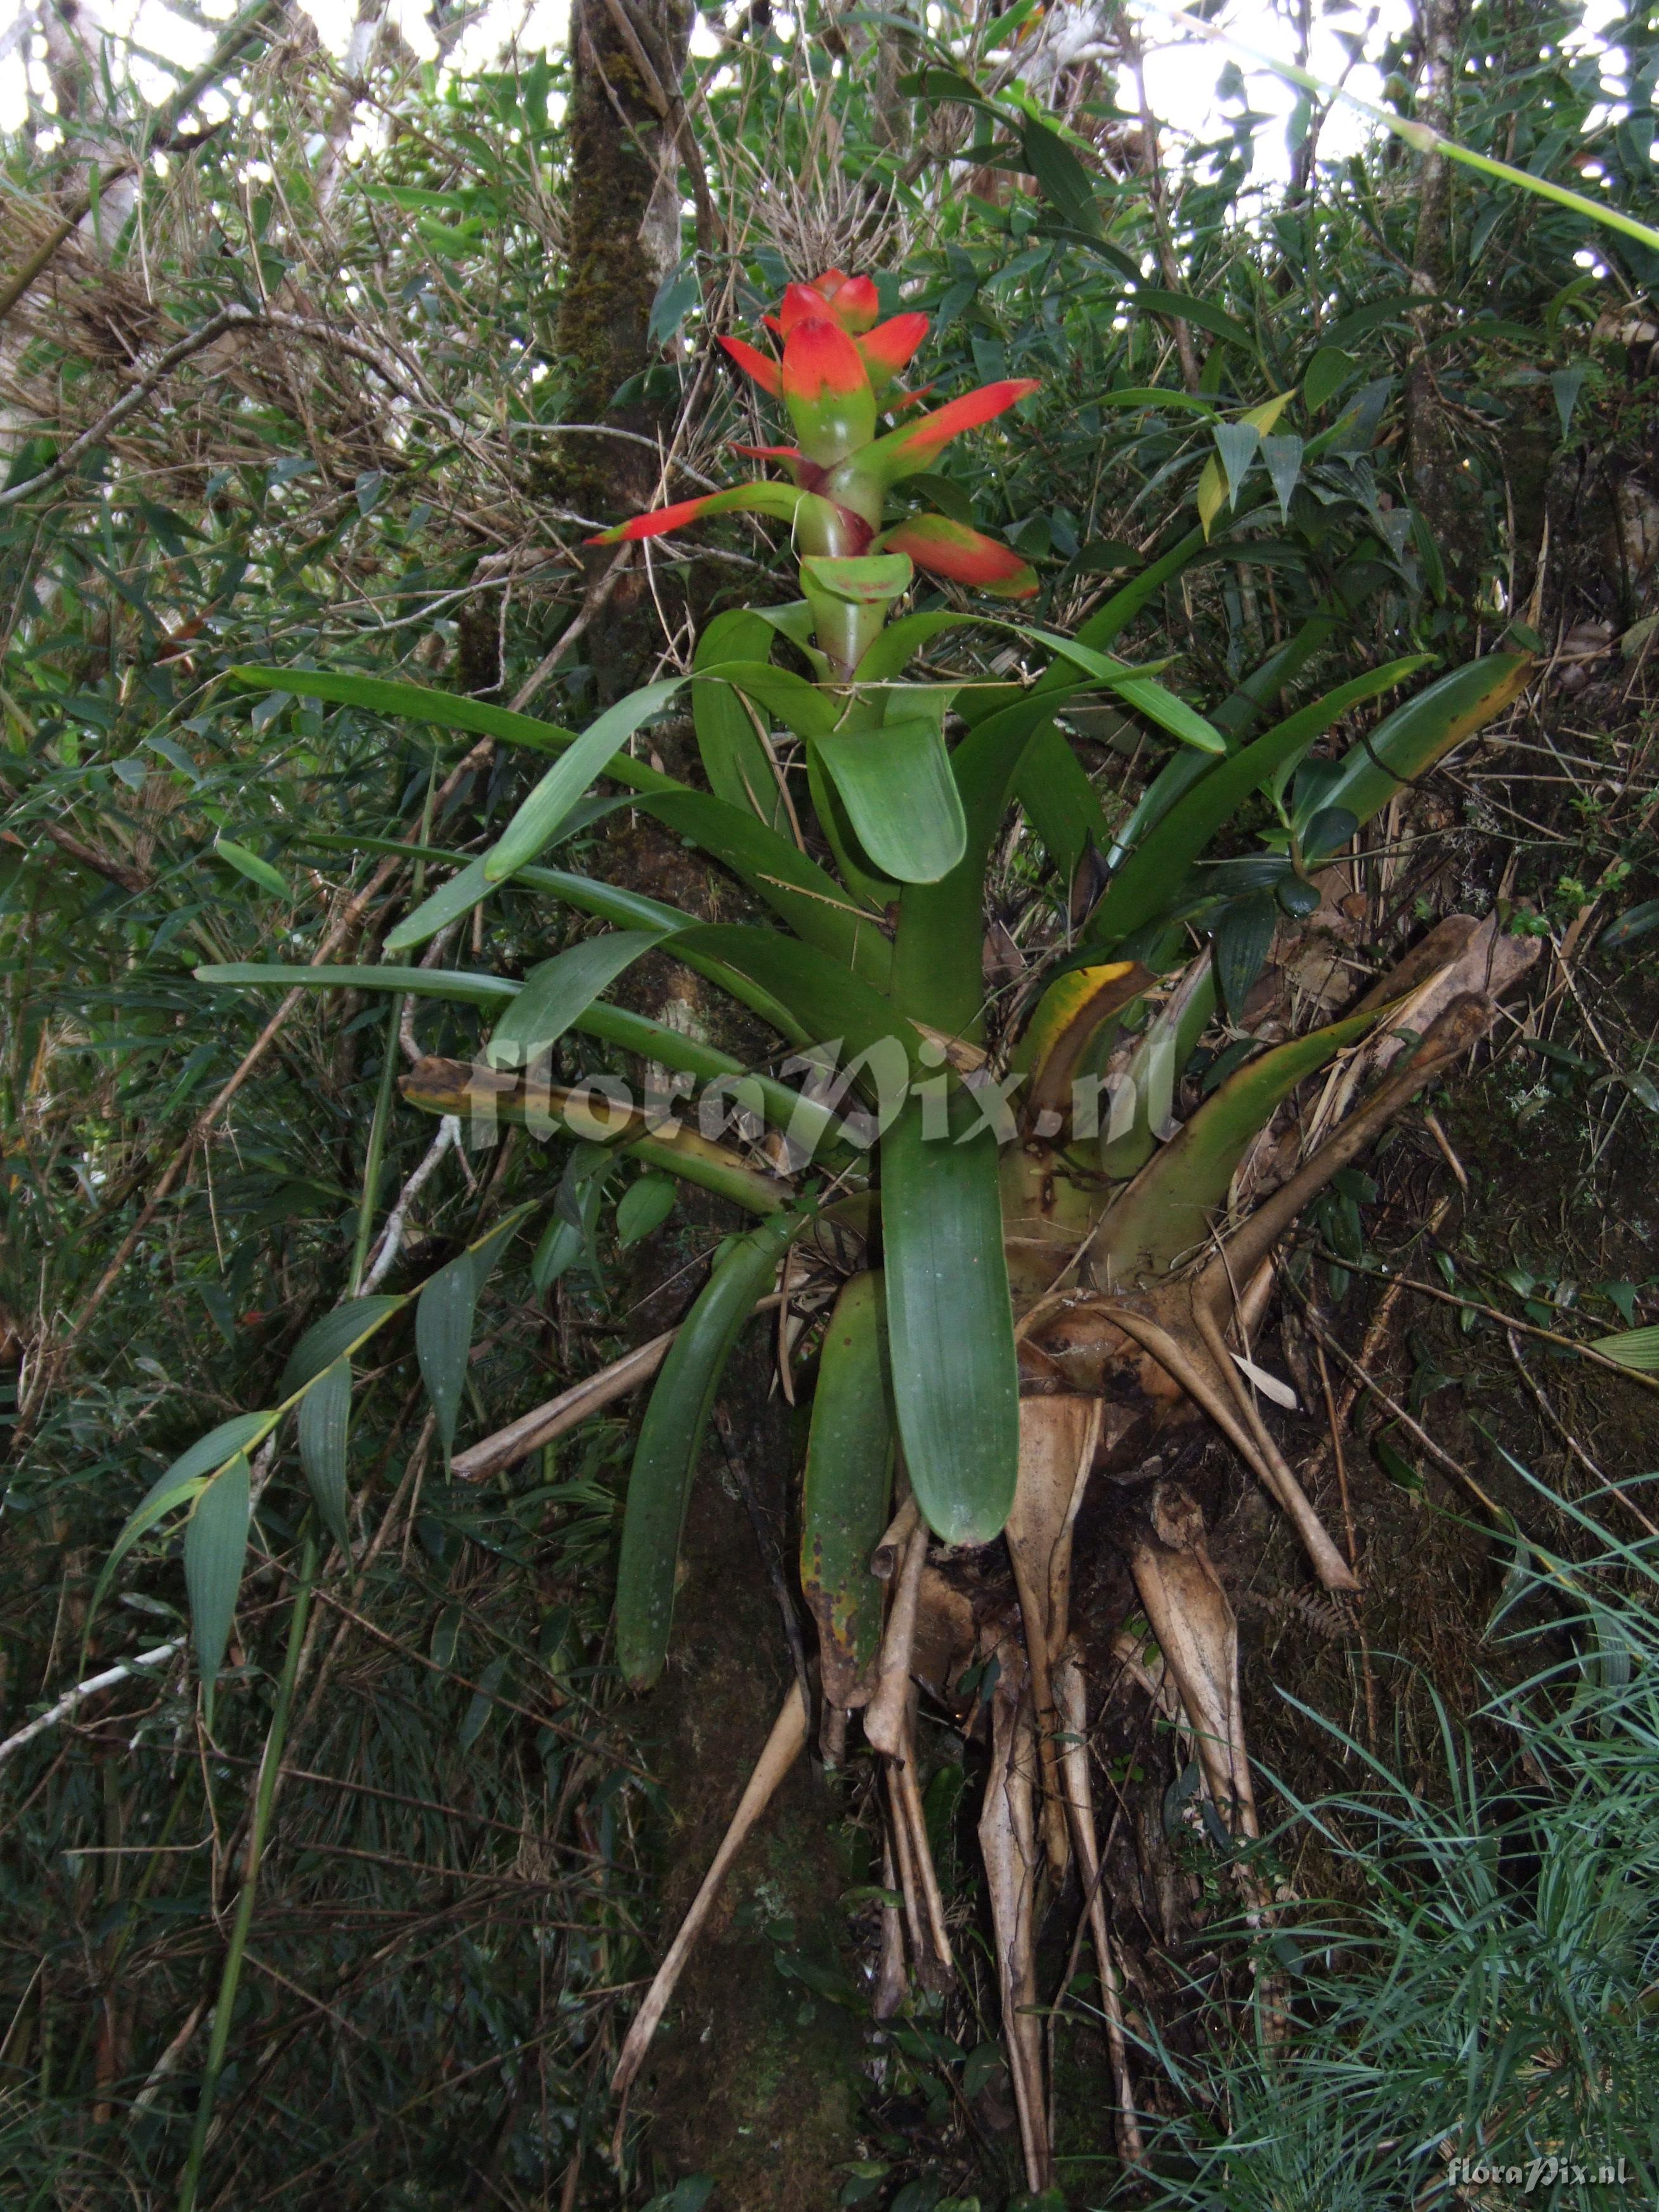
[1093,1003,1385,1280]
[198,963,837,1150]
[1296,651,1533,851]
[1088,654,1431,947]
[800,1270,894,1707]
[892,689,1070,1035]
[231,665,683,791]
[616,1210,810,1688]
[881,1095,1018,1546]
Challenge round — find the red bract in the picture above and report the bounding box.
[858,312,930,390]
[717,333,783,399]
[879,512,1039,600]
[599,275,1040,671]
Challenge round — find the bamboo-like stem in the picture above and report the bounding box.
[176,1533,318,2212]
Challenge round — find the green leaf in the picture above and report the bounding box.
[671,923,913,1076]
[184,1451,251,1692]
[280,1294,407,1397]
[698,659,839,744]
[1261,433,1304,522]
[200,961,516,1015]
[384,856,498,956]
[417,1258,478,1457]
[93,1412,271,1627]
[1026,628,1225,755]
[1587,1324,1659,1371]
[1096,1003,1384,1279]
[1211,421,1261,507]
[1015,720,1116,884]
[1088,656,1429,948]
[483,678,687,882]
[881,1096,1018,1545]
[814,716,968,884]
[856,609,975,684]
[459,1653,509,1749]
[297,1358,354,1557]
[1303,345,1357,412]
[800,1272,894,1703]
[693,611,790,832]
[230,666,680,791]
[212,838,290,898]
[1297,652,1534,844]
[1020,117,1100,233]
[616,1211,810,1687]
[1131,289,1254,347]
[641,791,893,992]
[1213,892,1278,1014]
[616,1174,677,1247]
[485,931,666,1067]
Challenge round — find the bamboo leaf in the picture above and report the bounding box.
[616,1211,809,1687]
[280,1294,408,1396]
[483,678,687,882]
[212,838,290,899]
[615,1174,677,1247]
[802,1271,894,1707]
[92,1412,272,1636]
[417,1259,478,1457]
[814,716,968,884]
[297,1358,353,1556]
[881,1096,1018,1545]
[485,931,667,1068]
[184,1451,251,1692]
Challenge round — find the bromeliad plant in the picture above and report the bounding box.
[116,270,1536,2192]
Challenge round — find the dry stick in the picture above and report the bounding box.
[979,1684,1050,2194]
[609,1677,808,2105]
[0,1639,182,1771]
[872,1831,908,2021]
[1315,1341,1379,1757]
[1,305,266,509]
[1193,1294,1361,1593]
[891,1688,954,1975]
[1336,1258,1659,1400]
[885,1755,930,1984]
[870,1493,919,1580]
[450,1296,786,1484]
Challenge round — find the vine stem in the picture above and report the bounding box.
[176,1532,318,2212]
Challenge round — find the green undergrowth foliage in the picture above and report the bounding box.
[1123,1492,1659,2212]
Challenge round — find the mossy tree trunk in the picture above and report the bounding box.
[556,0,691,701]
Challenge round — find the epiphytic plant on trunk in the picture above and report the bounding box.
[115,270,1535,2195]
